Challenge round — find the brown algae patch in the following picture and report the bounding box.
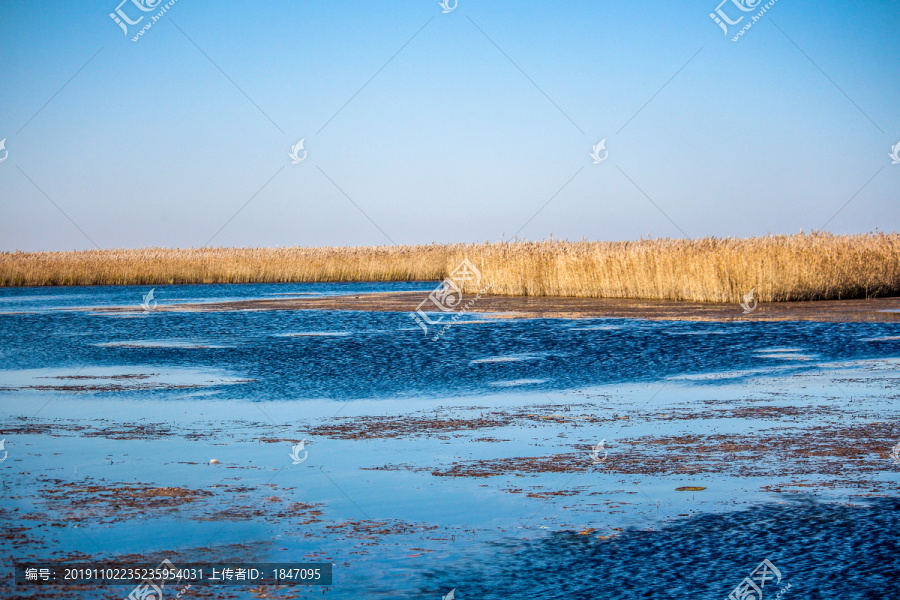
[371,420,900,496]
[38,480,213,523]
[309,404,612,440]
[323,519,439,540]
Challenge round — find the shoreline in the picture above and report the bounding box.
[95,291,900,322]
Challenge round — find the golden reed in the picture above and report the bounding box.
[1,233,898,303]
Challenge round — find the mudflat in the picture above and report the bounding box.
[111,291,900,322]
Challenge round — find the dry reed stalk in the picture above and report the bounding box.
[1,233,898,303]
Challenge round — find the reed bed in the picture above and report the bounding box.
[2,233,898,303]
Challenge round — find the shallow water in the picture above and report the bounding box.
[1,283,898,598]
[422,497,900,600]
[0,281,435,314]
[5,286,900,401]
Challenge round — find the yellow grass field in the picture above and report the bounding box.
[1,233,898,303]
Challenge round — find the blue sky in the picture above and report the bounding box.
[0,0,898,251]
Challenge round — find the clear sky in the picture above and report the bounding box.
[0,0,898,251]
